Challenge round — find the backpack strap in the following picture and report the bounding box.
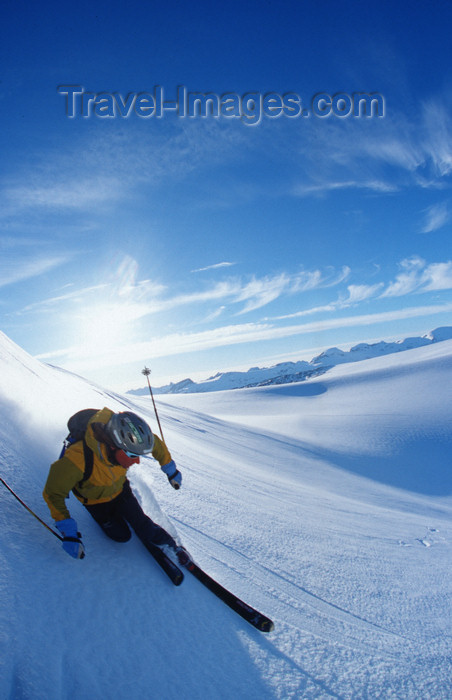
[72,440,94,503]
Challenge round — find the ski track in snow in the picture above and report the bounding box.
[172,515,414,659]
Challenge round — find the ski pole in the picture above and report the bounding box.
[142,366,165,443]
[0,476,63,541]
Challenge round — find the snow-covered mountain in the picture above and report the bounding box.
[1,330,452,699]
[128,360,318,395]
[128,326,452,394]
[310,325,452,367]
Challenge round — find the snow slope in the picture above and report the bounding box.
[1,331,452,699]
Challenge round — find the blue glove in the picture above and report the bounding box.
[55,518,85,559]
[161,460,182,490]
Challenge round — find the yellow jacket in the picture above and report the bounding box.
[43,407,172,521]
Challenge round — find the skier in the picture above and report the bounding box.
[43,407,187,564]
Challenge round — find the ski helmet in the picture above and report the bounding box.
[105,411,154,455]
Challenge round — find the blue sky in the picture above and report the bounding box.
[1,0,452,390]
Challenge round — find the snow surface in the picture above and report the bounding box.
[1,331,452,699]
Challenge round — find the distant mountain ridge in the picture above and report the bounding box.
[127,326,452,395]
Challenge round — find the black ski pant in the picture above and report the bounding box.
[84,479,176,550]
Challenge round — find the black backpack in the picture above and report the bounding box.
[60,409,99,494]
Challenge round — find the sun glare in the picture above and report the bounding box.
[74,304,133,358]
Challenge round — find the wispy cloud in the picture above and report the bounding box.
[19,259,348,320]
[199,306,226,323]
[235,267,350,315]
[381,256,425,297]
[294,179,398,197]
[421,261,452,291]
[292,94,452,198]
[18,283,111,314]
[381,256,452,297]
[421,99,452,177]
[420,201,450,233]
[272,282,384,321]
[0,254,71,289]
[4,176,123,210]
[1,121,246,215]
[191,262,237,273]
[272,256,452,321]
[345,283,385,303]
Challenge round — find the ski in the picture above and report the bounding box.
[183,558,274,632]
[145,543,184,586]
